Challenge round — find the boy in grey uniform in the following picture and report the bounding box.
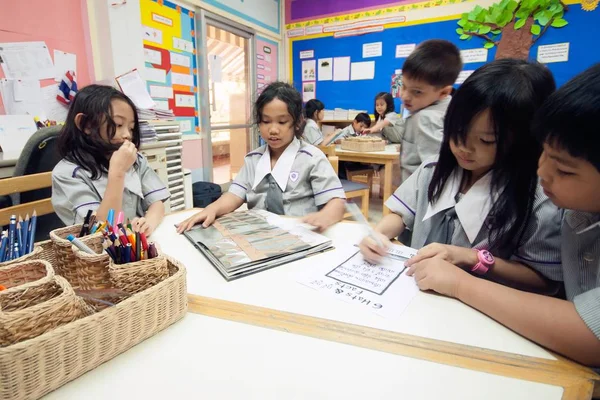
[404,65,600,368]
[366,40,462,183]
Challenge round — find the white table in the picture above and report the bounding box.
[45,210,598,399]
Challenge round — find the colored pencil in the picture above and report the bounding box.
[28,211,37,255]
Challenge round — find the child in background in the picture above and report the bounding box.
[365,39,462,183]
[177,82,346,233]
[405,64,600,368]
[360,59,562,293]
[366,92,401,143]
[52,85,169,236]
[302,99,325,145]
[323,112,372,146]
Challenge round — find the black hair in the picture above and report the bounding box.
[374,92,395,121]
[254,82,304,138]
[58,84,141,180]
[402,39,462,87]
[533,63,600,172]
[354,112,372,127]
[304,99,325,120]
[428,59,556,251]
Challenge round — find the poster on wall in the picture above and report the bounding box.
[140,0,198,135]
[302,59,316,81]
[256,37,279,94]
[391,72,402,98]
[302,82,316,102]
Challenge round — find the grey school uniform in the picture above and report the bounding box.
[52,154,170,225]
[229,137,345,216]
[384,158,563,281]
[302,119,324,145]
[561,210,600,340]
[382,98,450,183]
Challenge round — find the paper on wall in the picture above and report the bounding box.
[299,50,314,59]
[41,84,68,122]
[142,26,163,44]
[0,42,55,80]
[537,43,570,63]
[144,48,162,64]
[171,52,190,67]
[0,79,44,116]
[395,44,416,58]
[172,72,194,86]
[149,85,174,99]
[53,50,77,81]
[350,61,375,81]
[460,48,488,64]
[362,42,382,58]
[333,57,350,81]
[175,94,195,107]
[153,99,170,111]
[116,69,155,109]
[302,59,316,81]
[455,70,474,84]
[209,54,222,83]
[173,37,194,53]
[0,115,38,154]
[144,67,167,83]
[318,58,333,81]
[302,82,316,102]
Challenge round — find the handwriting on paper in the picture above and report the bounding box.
[326,257,405,295]
[305,279,383,310]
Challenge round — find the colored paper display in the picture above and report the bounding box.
[140,0,199,134]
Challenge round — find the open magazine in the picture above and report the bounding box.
[183,210,333,281]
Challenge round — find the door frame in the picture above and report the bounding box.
[195,9,257,182]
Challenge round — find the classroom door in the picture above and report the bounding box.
[198,11,256,184]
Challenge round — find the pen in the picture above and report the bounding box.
[66,234,96,254]
[345,202,384,247]
[28,210,37,253]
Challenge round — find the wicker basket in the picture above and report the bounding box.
[49,225,103,285]
[341,137,386,152]
[0,275,92,347]
[0,256,187,400]
[0,240,56,268]
[109,254,169,294]
[67,235,112,291]
[0,260,55,308]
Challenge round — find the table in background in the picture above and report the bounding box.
[0,152,19,178]
[335,144,399,215]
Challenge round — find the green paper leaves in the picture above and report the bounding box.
[484,42,495,49]
[551,18,568,27]
[514,18,527,29]
[531,24,541,34]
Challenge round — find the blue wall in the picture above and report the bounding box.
[292,7,600,112]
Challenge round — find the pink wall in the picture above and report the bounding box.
[0,0,94,113]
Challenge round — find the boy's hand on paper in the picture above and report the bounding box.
[405,243,478,269]
[176,209,217,233]
[358,232,391,264]
[301,210,336,233]
[406,257,471,298]
[109,141,137,176]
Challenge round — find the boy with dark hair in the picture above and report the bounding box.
[405,64,600,367]
[366,39,462,182]
[323,112,372,146]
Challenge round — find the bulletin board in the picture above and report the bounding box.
[290,2,600,112]
[0,0,92,117]
[140,0,199,135]
[256,36,279,93]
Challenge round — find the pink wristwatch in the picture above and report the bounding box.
[472,249,494,275]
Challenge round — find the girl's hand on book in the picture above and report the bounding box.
[405,243,478,269]
[358,232,390,264]
[109,141,137,177]
[301,210,337,233]
[176,209,217,233]
[406,257,472,298]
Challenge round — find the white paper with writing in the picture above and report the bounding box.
[298,244,419,319]
[537,43,569,63]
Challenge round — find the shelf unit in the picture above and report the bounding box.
[139,120,185,212]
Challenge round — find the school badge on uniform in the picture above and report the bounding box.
[290,171,299,182]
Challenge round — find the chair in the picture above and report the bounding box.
[1,126,64,241]
[322,146,370,219]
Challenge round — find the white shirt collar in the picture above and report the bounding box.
[423,169,499,244]
[252,137,300,191]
